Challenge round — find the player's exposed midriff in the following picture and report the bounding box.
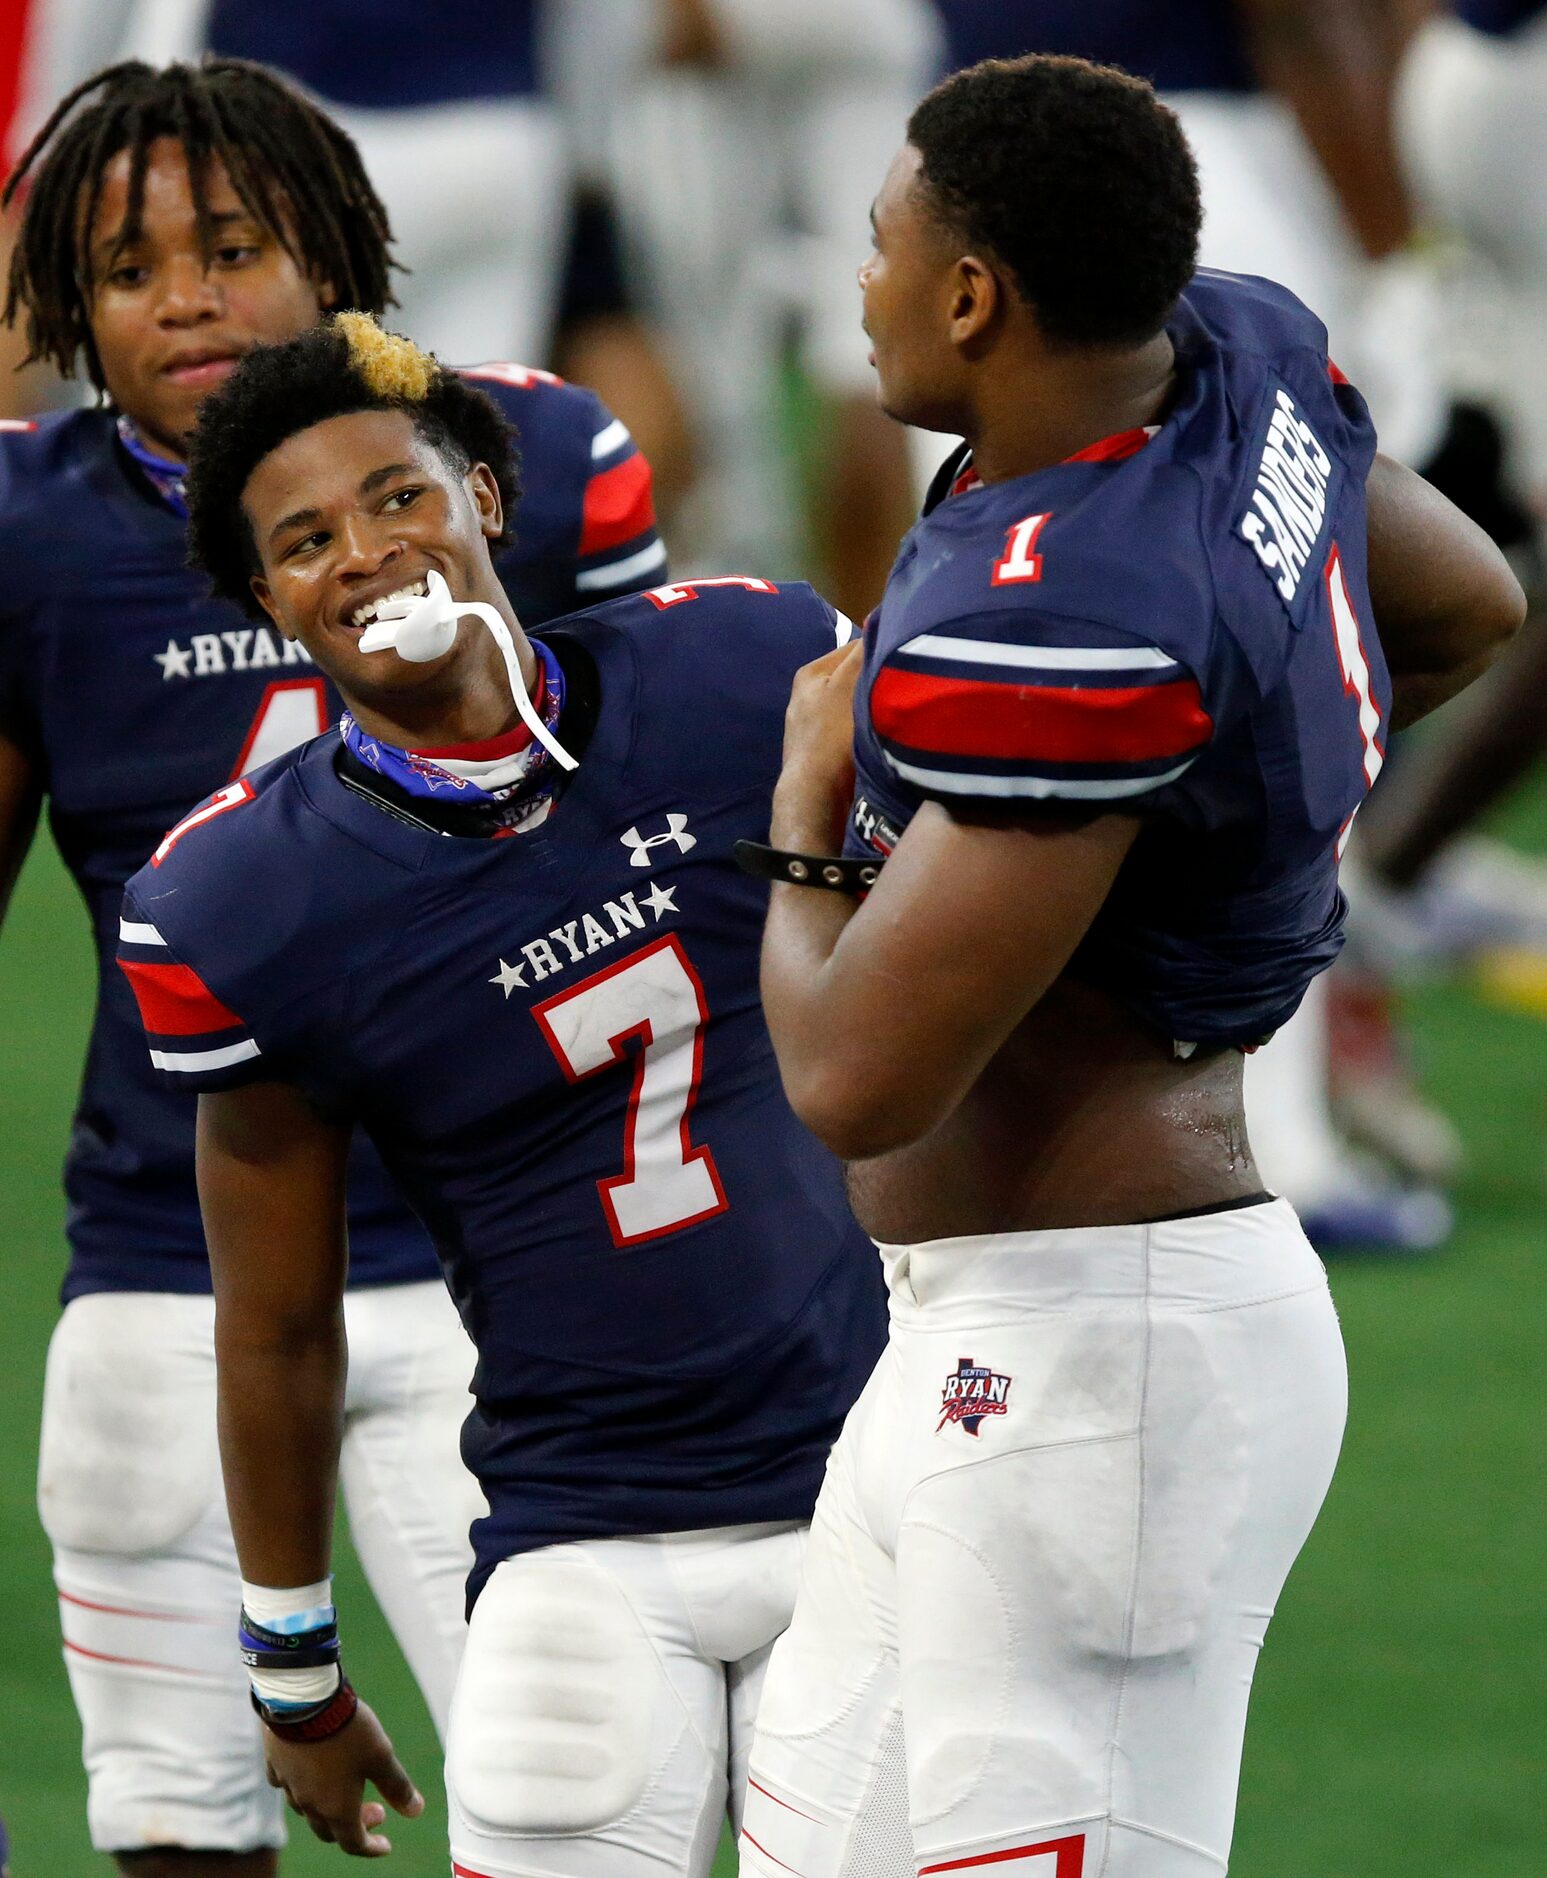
[842,974,1259,1243]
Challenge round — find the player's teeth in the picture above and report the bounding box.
[350,578,427,627]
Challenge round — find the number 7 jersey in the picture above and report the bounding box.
[119,582,886,1594]
[0,366,662,1303]
[848,268,1390,1051]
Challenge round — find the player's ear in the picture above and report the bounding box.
[948,254,1000,351]
[467,462,503,540]
[249,573,288,634]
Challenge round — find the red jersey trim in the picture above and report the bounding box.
[947,425,1155,500]
[118,958,245,1038]
[919,1833,1086,1874]
[872,667,1213,766]
[1063,426,1154,465]
[580,452,656,555]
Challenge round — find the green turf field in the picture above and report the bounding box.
[3,788,1544,1877]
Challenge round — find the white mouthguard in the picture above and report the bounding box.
[357,569,577,771]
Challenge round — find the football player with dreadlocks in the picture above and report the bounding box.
[0,58,661,1874]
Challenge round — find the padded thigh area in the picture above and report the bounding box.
[449,1549,661,1836]
[38,1294,220,1556]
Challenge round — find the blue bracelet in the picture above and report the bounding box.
[238,1608,341,1674]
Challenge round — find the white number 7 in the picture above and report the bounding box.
[533,936,728,1246]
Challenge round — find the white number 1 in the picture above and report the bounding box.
[533,936,728,1246]
[1326,547,1385,856]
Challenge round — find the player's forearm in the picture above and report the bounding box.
[214,1307,346,1587]
[1363,607,1547,881]
[761,774,874,1144]
[1238,0,1415,258]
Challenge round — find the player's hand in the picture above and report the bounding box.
[772,639,864,853]
[263,1700,423,1857]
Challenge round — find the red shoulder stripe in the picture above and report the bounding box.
[580,452,656,556]
[118,958,245,1037]
[1328,360,1350,386]
[872,667,1213,765]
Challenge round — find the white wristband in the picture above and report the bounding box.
[241,1578,340,1709]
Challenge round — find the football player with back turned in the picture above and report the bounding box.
[117,316,885,1869]
[0,59,661,1875]
[738,56,1524,1878]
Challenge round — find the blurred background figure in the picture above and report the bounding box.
[551,0,940,618]
[121,0,568,367]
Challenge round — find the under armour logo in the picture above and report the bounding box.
[620,813,696,867]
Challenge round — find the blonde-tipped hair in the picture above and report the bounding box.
[333,310,437,402]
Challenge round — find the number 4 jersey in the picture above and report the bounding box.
[0,366,663,1304]
[849,268,1390,1051]
[119,581,886,1589]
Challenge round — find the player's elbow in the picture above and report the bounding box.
[783,1060,939,1162]
[1435,561,1527,672]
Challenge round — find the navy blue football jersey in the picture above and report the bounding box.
[0,369,662,1304]
[208,0,540,109]
[1453,0,1544,32]
[848,270,1388,1050]
[119,582,884,1587]
[935,0,1255,94]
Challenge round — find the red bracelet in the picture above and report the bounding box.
[253,1675,359,1743]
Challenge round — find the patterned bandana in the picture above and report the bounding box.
[341,637,567,834]
[116,416,189,517]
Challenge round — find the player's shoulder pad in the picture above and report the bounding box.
[0,409,96,528]
[579,574,853,660]
[131,737,317,904]
[117,740,350,1089]
[871,601,1212,808]
[1184,274,1377,642]
[456,359,606,438]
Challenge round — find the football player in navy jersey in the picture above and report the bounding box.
[737,57,1525,1878]
[117,316,884,1869]
[0,61,661,1876]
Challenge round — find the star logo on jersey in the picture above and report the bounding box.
[938,1357,1012,1436]
[490,957,528,998]
[639,880,677,920]
[154,638,193,680]
[620,813,695,867]
[490,878,681,999]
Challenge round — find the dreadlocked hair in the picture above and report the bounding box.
[186,313,521,618]
[2,58,396,384]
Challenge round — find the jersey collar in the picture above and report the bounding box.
[941,423,1160,503]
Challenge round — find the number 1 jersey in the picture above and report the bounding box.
[119,581,886,1593]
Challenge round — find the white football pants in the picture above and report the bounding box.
[39,1281,482,1853]
[446,1521,807,1878]
[741,1200,1347,1878]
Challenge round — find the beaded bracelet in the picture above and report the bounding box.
[252,1674,359,1744]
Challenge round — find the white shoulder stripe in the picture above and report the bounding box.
[833,610,856,647]
[887,755,1196,800]
[575,539,668,592]
[150,1039,262,1074]
[118,918,167,947]
[591,417,631,460]
[902,633,1177,673]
